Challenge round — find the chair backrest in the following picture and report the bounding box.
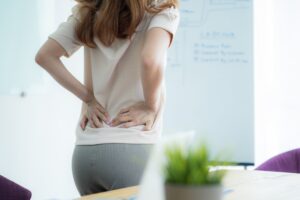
[0,175,32,200]
[256,148,300,173]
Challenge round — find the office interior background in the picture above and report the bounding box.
[1,0,300,199]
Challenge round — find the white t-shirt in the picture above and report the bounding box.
[49,4,180,145]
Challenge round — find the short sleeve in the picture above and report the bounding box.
[48,6,82,57]
[147,7,180,47]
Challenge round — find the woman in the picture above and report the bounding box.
[35,0,179,196]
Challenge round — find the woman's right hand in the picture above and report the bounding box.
[80,97,110,130]
[111,102,157,131]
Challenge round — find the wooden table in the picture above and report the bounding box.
[79,186,138,200]
[78,170,300,200]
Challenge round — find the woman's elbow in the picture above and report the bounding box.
[35,39,65,66]
[35,49,58,68]
[35,50,48,66]
[141,54,163,71]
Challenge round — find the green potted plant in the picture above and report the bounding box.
[163,143,226,200]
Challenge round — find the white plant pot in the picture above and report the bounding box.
[164,184,223,200]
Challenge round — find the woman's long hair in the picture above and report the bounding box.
[75,0,179,47]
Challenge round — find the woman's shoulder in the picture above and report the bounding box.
[146,0,179,19]
[139,1,180,38]
[70,4,82,21]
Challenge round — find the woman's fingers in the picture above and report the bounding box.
[92,115,102,128]
[114,107,130,122]
[85,96,109,128]
[89,119,96,128]
[95,109,108,123]
[96,104,110,121]
[118,107,130,115]
[80,115,88,130]
[95,104,105,113]
[111,114,132,127]
[112,103,156,130]
[143,120,153,131]
[120,121,139,128]
[143,122,152,131]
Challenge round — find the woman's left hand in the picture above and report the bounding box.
[111,102,157,131]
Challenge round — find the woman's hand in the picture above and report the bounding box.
[80,97,110,130]
[111,102,157,131]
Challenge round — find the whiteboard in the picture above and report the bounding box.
[164,0,253,163]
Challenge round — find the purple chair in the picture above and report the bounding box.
[0,175,32,200]
[256,148,300,173]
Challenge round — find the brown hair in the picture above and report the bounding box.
[75,0,179,47]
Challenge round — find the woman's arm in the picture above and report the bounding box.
[80,48,93,117]
[35,39,109,128]
[35,39,93,103]
[141,27,170,112]
[79,48,110,129]
[111,27,171,130]
[111,6,180,130]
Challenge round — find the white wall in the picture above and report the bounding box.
[0,1,82,199]
[255,0,300,165]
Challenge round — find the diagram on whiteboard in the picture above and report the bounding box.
[179,0,251,27]
[168,0,252,83]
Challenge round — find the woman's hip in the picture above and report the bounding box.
[72,143,153,195]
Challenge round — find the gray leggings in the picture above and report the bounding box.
[72,143,153,196]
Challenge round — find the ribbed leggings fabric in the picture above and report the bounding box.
[72,143,153,196]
